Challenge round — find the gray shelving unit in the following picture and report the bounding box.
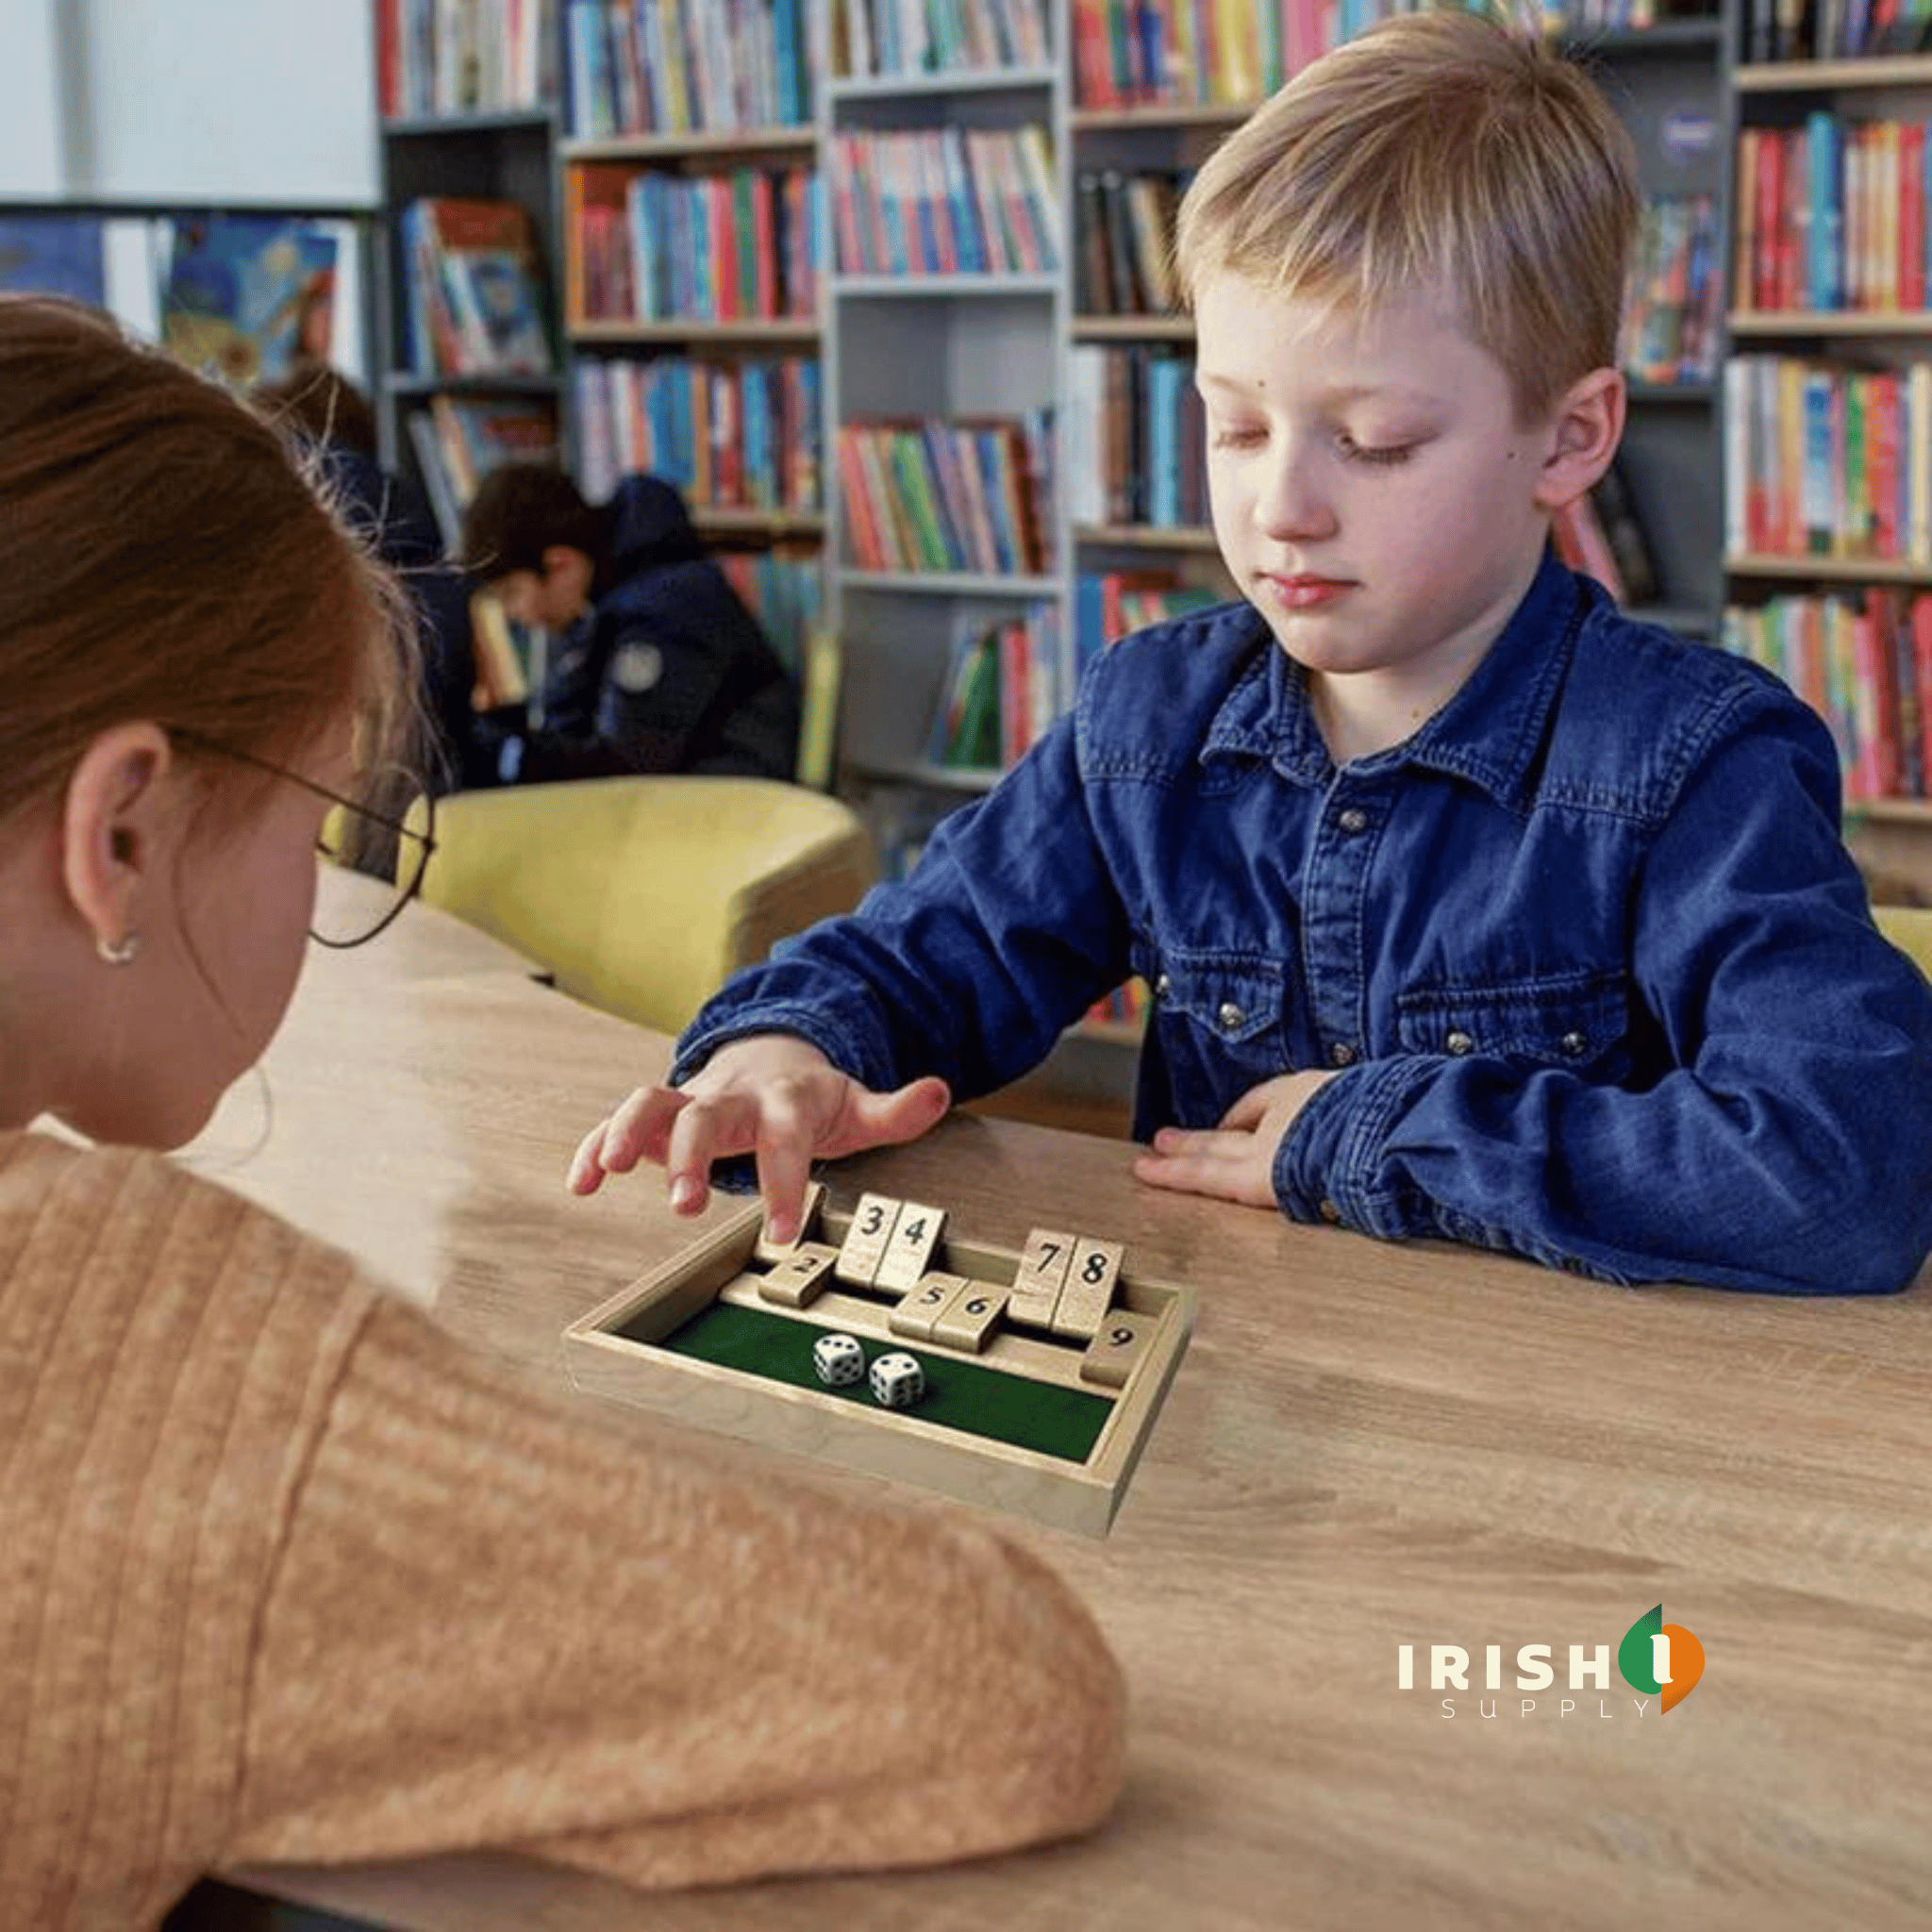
[821,38,1069,798]
[374,105,563,500]
[1574,15,1730,638]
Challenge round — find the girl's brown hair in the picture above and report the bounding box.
[0,295,411,829]
[1174,8,1641,423]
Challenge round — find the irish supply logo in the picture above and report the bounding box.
[1617,1604,1704,1712]
[1397,1605,1705,1719]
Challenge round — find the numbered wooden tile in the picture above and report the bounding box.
[1051,1236,1124,1341]
[889,1272,972,1343]
[754,1180,828,1264]
[873,1201,946,1293]
[930,1282,1008,1354]
[835,1191,903,1287]
[758,1241,840,1308]
[1077,1308,1157,1388]
[1008,1227,1076,1328]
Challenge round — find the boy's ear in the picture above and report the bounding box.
[1533,368,1625,512]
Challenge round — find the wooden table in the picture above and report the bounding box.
[198,869,1932,1932]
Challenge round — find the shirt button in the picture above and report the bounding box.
[1318,1199,1343,1224]
[1444,1029,1474,1056]
[1328,1041,1357,1068]
[1217,1002,1245,1033]
[1337,807,1369,834]
[1559,1030,1589,1057]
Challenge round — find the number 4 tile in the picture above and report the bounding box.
[874,1202,946,1292]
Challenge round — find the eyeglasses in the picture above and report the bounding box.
[170,732,438,949]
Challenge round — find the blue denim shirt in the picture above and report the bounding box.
[677,552,1932,1294]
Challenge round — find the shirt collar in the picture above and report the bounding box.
[1200,547,1589,809]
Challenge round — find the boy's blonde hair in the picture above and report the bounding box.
[1174,8,1640,423]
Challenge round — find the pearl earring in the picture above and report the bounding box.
[96,930,142,966]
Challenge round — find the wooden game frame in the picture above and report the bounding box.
[562,1197,1196,1537]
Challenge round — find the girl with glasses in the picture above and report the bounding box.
[0,295,1122,1930]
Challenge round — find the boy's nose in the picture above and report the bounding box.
[1253,445,1338,542]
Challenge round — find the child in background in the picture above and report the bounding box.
[0,295,1121,1928]
[568,8,1932,1296]
[458,461,800,785]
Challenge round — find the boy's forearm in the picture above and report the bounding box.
[1278,1049,1932,1294]
[675,724,1132,1099]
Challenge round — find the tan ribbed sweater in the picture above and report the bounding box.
[0,1131,1124,1929]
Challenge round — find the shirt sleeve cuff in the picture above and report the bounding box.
[1274,1057,1439,1237]
[671,1001,895,1094]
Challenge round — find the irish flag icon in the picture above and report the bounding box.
[1619,1604,1705,1712]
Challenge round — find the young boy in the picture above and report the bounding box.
[568,9,1932,1295]
[459,463,800,785]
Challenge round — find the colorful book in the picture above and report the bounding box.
[160,214,344,386]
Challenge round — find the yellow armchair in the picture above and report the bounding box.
[404,775,875,1035]
[1875,903,1932,977]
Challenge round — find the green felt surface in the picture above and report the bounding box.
[630,1300,1114,1464]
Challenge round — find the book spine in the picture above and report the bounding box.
[1894,601,1927,795]
[1902,122,1926,311]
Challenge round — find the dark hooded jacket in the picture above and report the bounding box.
[319,443,477,793]
[505,475,799,785]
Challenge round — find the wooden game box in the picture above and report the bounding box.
[562,1192,1196,1536]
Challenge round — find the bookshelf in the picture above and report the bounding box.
[555,0,824,671]
[822,28,1066,799]
[515,1,1926,1075]
[1569,18,1729,637]
[375,107,564,536]
[530,5,1740,804]
[1720,24,1932,894]
[539,3,1753,1079]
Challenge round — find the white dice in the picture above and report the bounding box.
[869,1351,925,1409]
[812,1332,866,1388]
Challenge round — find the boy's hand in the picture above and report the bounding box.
[1132,1071,1340,1208]
[567,1034,952,1242]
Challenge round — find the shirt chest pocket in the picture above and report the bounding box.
[1393,969,1631,1074]
[1141,947,1291,1084]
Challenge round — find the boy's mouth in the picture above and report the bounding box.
[1260,573,1352,609]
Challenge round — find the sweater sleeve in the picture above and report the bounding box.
[225,1292,1125,1890]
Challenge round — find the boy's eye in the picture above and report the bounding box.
[1338,432,1415,467]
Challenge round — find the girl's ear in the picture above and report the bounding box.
[60,724,175,958]
[1533,367,1625,513]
